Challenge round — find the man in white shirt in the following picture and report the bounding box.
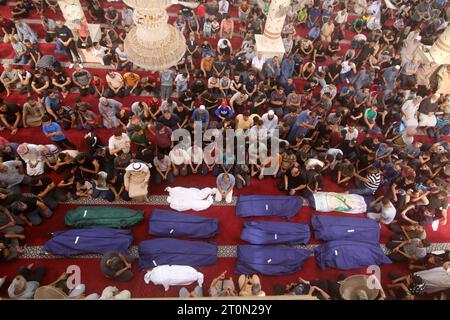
[169,147,190,176]
[367,198,396,225]
[305,157,325,171]
[121,7,134,28]
[401,96,422,129]
[343,125,359,141]
[218,0,230,19]
[108,129,131,156]
[251,52,266,80]
[217,38,232,55]
[187,144,204,174]
[261,110,278,135]
[249,119,268,142]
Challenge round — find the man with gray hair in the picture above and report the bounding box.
[0,64,19,96]
[98,97,123,129]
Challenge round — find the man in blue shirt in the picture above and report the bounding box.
[382,65,400,95]
[44,90,62,121]
[191,105,210,130]
[214,100,233,121]
[215,173,235,203]
[41,115,76,149]
[280,56,295,85]
[288,110,318,143]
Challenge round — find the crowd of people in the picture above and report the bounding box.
[0,0,450,299]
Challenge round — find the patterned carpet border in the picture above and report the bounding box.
[20,243,450,260]
[64,195,311,206]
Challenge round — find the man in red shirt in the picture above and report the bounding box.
[149,122,173,155]
[90,74,105,97]
[197,1,205,27]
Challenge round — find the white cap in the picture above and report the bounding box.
[395,65,401,70]
[268,110,275,116]
[199,105,206,110]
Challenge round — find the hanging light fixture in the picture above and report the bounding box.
[123,0,198,71]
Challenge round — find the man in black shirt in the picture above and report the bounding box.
[55,20,82,67]
[279,167,307,195]
[0,100,21,135]
[0,146,19,167]
[178,88,195,110]
[75,152,100,180]
[10,196,52,225]
[52,66,71,98]
[186,32,200,58]
[173,104,190,128]
[23,39,41,69]
[94,147,114,175]
[325,58,342,84]
[30,176,67,210]
[158,111,180,131]
[354,41,376,68]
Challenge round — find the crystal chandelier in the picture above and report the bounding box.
[123,0,198,71]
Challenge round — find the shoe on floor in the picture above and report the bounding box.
[179,287,189,298]
[274,283,285,295]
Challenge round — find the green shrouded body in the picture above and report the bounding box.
[65,206,144,228]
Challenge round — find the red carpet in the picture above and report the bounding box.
[0,256,411,298]
[0,2,449,299]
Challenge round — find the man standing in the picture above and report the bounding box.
[159,69,175,101]
[55,20,82,68]
[108,129,131,157]
[251,52,265,81]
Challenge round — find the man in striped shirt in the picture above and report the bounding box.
[348,166,382,196]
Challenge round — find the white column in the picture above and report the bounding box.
[255,0,290,60]
[427,26,450,65]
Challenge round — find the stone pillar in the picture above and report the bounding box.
[57,0,102,63]
[418,25,450,65]
[255,0,290,60]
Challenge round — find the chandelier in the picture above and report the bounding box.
[123,0,198,71]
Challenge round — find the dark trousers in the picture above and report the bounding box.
[18,266,47,283]
[386,241,409,263]
[78,86,93,96]
[63,42,81,63]
[104,87,125,98]
[42,188,68,209]
[54,138,76,150]
[77,36,93,49]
